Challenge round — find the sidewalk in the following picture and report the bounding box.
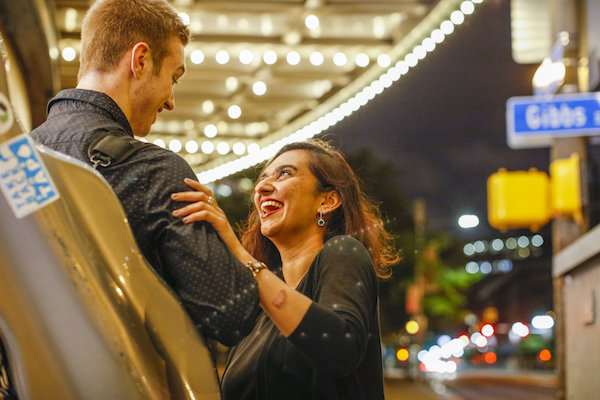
[385,378,458,400]
[451,368,557,388]
[384,370,557,400]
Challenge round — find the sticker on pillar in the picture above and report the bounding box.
[0,92,14,135]
[0,134,59,218]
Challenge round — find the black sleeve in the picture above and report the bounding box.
[287,236,378,375]
[127,148,260,346]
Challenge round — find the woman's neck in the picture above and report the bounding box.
[276,234,324,288]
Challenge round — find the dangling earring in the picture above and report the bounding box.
[317,210,325,227]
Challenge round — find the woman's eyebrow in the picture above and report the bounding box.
[258,164,298,180]
[276,164,297,172]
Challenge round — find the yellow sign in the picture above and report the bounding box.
[487,168,551,231]
[550,153,582,223]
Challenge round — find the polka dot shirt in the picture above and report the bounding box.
[31,89,260,346]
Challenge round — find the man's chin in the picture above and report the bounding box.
[132,126,152,138]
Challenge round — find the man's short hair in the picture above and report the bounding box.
[78,0,190,79]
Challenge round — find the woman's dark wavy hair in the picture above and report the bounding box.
[240,139,399,278]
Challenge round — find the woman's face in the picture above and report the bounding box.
[254,149,325,242]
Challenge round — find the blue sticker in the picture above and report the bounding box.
[0,134,59,218]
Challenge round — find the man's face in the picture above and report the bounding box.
[131,36,185,137]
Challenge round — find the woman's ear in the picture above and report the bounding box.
[130,42,151,79]
[320,190,342,214]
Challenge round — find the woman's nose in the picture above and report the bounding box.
[255,177,274,194]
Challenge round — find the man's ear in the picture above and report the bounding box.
[130,42,151,79]
[320,190,342,214]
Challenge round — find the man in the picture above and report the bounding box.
[30,0,259,346]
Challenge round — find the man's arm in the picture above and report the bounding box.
[117,148,260,345]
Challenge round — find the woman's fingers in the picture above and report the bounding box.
[183,178,211,194]
[176,204,220,223]
[172,201,202,217]
[171,190,207,202]
[181,210,210,224]
[172,178,214,200]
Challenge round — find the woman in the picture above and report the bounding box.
[171,139,398,399]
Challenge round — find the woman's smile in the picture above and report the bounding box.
[260,198,283,218]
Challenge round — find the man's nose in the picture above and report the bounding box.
[164,91,175,111]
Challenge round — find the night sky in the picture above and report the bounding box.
[328,0,551,238]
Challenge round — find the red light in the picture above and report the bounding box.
[484,352,497,364]
[481,323,495,337]
[539,349,552,362]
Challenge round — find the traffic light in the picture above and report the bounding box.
[550,153,582,223]
[487,168,551,231]
[487,154,583,232]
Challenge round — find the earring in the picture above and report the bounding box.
[317,211,325,227]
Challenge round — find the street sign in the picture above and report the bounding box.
[506,92,600,149]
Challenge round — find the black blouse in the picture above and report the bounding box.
[221,235,385,400]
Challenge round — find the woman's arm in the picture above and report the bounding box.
[172,179,311,336]
[172,183,378,374]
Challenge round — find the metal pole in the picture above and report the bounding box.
[550,2,589,399]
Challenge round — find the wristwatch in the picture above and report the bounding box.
[246,261,268,277]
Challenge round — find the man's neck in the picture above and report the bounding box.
[77,71,131,124]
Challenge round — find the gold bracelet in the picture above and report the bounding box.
[246,261,268,277]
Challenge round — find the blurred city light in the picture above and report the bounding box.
[484,351,497,364]
[458,334,470,347]
[463,243,475,256]
[185,140,199,154]
[511,322,530,338]
[396,348,409,361]
[465,261,479,274]
[437,335,452,347]
[481,323,495,337]
[532,58,566,91]
[479,261,492,274]
[413,313,554,378]
[458,214,479,228]
[168,139,182,152]
[531,234,544,247]
[532,315,555,329]
[405,320,420,334]
[61,46,77,62]
[491,238,504,251]
[190,50,204,64]
[539,349,552,362]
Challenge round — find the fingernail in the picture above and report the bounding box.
[171,193,179,199]
[183,217,190,224]
[184,178,192,182]
[172,210,180,216]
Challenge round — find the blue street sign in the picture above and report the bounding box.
[506,92,600,149]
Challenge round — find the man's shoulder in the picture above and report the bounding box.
[133,143,192,169]
[123,143,197,188]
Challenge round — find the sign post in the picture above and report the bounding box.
[506,92,600,148]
